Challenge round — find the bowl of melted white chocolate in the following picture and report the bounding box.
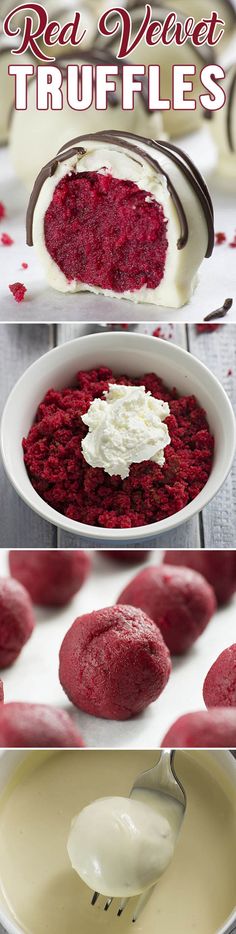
[0,749,235,934]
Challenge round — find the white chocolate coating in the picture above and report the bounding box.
[31,134,212,308]
[67,792,181,896]
[0,750,235,934]
[10,61,163,189]
[211,65,236,185]
[0,41,32,145]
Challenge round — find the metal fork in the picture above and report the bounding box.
[91,749,186,923]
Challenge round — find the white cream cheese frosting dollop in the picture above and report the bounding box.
[81,384,170,479]
[67,795,176,897]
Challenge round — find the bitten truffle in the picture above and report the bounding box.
[0,703,85,748]
[161,710,236,747]
[9,550,91,608]
[103,551,150,564]
[117,565,216,654]
[0,577,35,668]
[59,605,171,720]
[203,644,236,708]
[163,550,236,606]
[26,132,214,308]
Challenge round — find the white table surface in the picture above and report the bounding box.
[0,321,235,548]
[0,547,236,750]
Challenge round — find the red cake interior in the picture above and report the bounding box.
[44,172,168,293]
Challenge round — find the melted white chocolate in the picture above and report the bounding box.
[0,750,235,934]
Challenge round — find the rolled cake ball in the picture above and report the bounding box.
[0,38,32,144]
[26,131,214,307]
[0,576,35,669]
[0,703,85,747]
[99,2,215,138]
[203,645,236,708]
[211,65,236,186]
[59,605,171,719]
[9,550,91,607]
[163,551,236,607]
[10,50,161,190]
[117,565,216,654]
[161,709,236,747]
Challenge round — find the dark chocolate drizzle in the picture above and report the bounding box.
[26,129,214,257]
[204,297,233,321]
[227,70,236,152]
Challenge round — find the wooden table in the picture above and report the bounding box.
[0,322,235,549]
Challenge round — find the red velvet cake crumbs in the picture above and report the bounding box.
[229,235,236,248]
[0,203,6,221]
[196,324,221,334]
[44,172,168,292]
[215,231,226,245]
[23,367,214,529]
[21,262,28,270]
[9,282,27,303]
[1,233,14,246]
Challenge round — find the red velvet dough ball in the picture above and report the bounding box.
[161,710,236,747]
[0,703,85,747]
[163,550,236,607]
[0,577,35,668]
[9,550,91,607]
[203,644,236,708]
[59,605,171,720]
[117,565,216,655]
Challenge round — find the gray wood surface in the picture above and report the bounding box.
[0,323,235,549]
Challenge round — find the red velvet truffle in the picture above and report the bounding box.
[163,551,236,607]
[59,605,171,720]
[117,565,216,655]
[0,703,84,747]
[103,551,149,564]
[161,710,236,747]
[0,577,35,668]
[9,550,91,607]
[203,644,236,708]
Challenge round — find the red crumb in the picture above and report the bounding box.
[0,203,6,221]
[44,172,168,293]
[229,235,236,248]
[21,262,28,270]
[215,232,227,245]
[196,324,221,334]
[1,233,14,246]
[152,325,173,340]
[9,282,27,304]
[23,366,214,529]
[227,369,232,377]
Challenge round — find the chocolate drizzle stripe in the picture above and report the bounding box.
[26,130,214,257]
[227,71,236,152]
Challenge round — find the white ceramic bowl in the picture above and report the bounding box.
[1,332,236,544]
[0,750,235,934]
